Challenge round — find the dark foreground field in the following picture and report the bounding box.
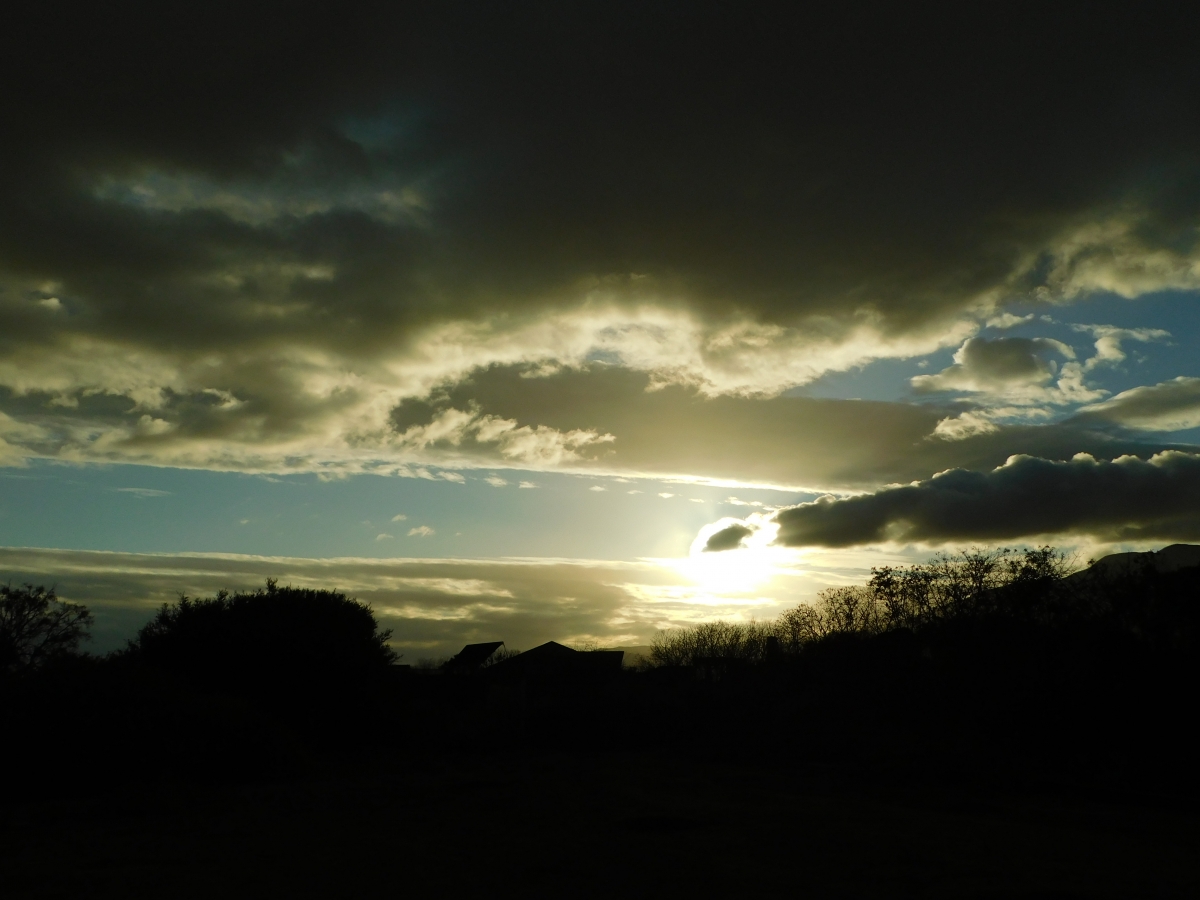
[4,751,1199,899]
[6,552,1200,897]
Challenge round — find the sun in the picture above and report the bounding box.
[663,516,789,595]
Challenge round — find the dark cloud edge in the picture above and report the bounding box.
[765,450,1200,549]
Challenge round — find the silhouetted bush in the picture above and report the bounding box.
[122,579,397,692]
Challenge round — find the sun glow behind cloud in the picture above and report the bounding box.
[628,514,811,623]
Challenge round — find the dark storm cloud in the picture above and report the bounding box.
[4,4,1200,474]
[770,451,1200,548]
[6,3,1200,330]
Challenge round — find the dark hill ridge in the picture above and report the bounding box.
[1081,542,1200,577]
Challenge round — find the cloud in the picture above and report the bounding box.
[518,481,537,489]
[12,357,1178,496]
[770,451,1200,548]
[0,303,972,476]
[408,363,1180,491]
[912,336,1079,397]
[1077,377,1200,432]
[1070,324,1171,371]
[930,406,1055,442]
[484,475,507,487]
[985,313,1034,330]
[910,334,1130,428]
[91,169,429,229]
[375,533,393,541]
[589,485,606,492]
[930,411,1000,441]
[396,405,616,467]
[391,513,407,522]
[1002,214,1200,305]
[703,523,754,552]
[115,487,171,498]
[3,7,1200,481]
[407,526,435,537]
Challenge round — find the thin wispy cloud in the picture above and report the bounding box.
[0,546,834,658]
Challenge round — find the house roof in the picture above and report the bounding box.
[445,641,504,671]
[486,641,623,677]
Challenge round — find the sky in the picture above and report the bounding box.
[3,4,1200,659]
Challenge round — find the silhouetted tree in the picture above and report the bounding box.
[0,584,92,675]
[124,580,397,689]
[866,546,1072,631]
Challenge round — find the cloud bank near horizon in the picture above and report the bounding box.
[0,546,823,659]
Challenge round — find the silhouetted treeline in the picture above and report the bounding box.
[4,550,1199,802]
[641,546,1200,796]
[649,547,1076,664]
